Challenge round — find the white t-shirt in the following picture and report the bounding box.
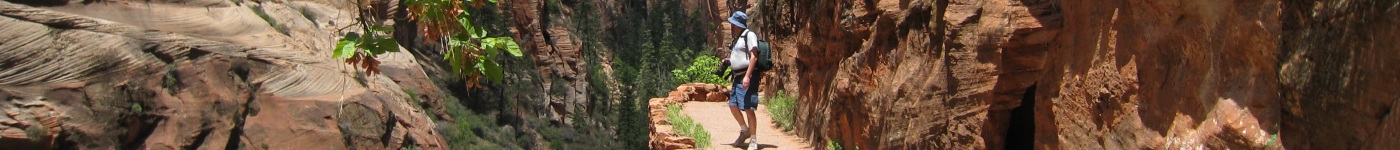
[729,30,758,70]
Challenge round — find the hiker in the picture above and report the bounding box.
[724,10,763,150]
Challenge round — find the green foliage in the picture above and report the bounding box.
[437,95,525,150]
[1264,124,1279,147]
[481,37,524,57]
[402,89,424,111]
[827,139,844,150]
[544,0,564,14]
[599,0,712,148]
[23,124,45,141]
[333,30,402,59]
[332,36,357,58]
[247,5,289,35]
[615,88,650,149]
[335,0,521,83]
[386,0,718,148]
[437,93,619,149]
[162,63,178,94]
[666,104,711,149]
[130,102,144,112]
[671,55,728,85]
[763,90,797,131]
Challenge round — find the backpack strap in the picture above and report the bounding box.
[728,30,755,51]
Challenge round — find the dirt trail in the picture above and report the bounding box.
[683,101,811,150]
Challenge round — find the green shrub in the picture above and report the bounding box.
[437,95,521,150]
[665,104,711,149]
[23,124,46,141]
[827,139,844,150]
[247,5,289,35]
[763,90,797,131]
[672,55,728,85]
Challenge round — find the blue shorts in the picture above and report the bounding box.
[729,83,759,111]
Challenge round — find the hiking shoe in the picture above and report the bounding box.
[741,128,751,137]
[734,127,751,145]
[747,137,758,150]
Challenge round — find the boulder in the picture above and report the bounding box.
[704,92,728,102]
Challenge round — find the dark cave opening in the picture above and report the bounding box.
[1005,85,1036,149]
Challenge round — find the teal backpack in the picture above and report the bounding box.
[754,39,773,71]
[732,30,774,72]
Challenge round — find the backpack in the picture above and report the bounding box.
[730,30,774,72]
[753,40,773,71]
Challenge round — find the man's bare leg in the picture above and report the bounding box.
[745,109,759,149]
[730,106,751,144]
[745,110,758,135]
[730,106,748,128]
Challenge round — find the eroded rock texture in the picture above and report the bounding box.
[1279,0,1400,149]
[0,0,445,149]
[752,0,1060,149]
[1037,0,1281,149]
[754,0,1397,149]
[506,0,590,123]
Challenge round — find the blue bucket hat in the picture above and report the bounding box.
[728,11,749,29]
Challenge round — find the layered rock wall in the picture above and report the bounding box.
[752,0,1059,149]
[1036,0,1281,149]
[753,0,1398,149]
[1279,0,1400,149]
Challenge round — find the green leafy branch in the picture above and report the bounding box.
[333,0,522,86]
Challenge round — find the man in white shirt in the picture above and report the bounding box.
[723,10,762,150]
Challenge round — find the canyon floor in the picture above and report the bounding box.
[683,101,810,150]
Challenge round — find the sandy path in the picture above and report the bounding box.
[683,101,811,150]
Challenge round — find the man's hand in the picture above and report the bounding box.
[742,76,750,89]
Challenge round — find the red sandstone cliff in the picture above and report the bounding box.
[752,0,1059,149]
[750,0,1396,149]
[1279,0,1400,149]
[1036,0,1281,149]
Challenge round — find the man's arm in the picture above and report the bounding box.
[742,41,757,89]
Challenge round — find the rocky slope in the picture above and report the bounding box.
[750,0,1397,149]
[0,0,446,149]
[0,0,715,148]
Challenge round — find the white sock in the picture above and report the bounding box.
[749,136,758,149]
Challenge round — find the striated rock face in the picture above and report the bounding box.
[1035,0,1283,149]
[0,0,444,149]
[504,0,608,125]
[755,0,1396,149]
[756,0,1400,148]
[753,0,1059,149]
[1278,0,1400,149]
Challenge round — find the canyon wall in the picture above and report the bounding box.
[1036,0,1281,149]
[753,0,1397,149]
[1278,0,1400,149]
[0,0,445,149]
[752,0,1059,149]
